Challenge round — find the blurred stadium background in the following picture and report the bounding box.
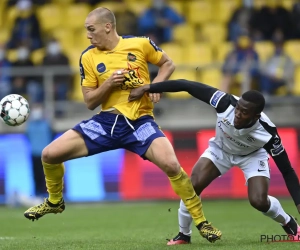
[0,0,299,209]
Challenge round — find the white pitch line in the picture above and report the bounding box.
[0,237,15,240]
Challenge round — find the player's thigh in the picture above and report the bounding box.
[42,129,88,164]
[191,157,221,195]
[247,176,269,209]
[200,144,231,177]
[239,151,270,206]
[144,136,180,176]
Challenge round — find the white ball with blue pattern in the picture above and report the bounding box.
[0,94,30,126]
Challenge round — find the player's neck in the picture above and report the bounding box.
[243,120,257,129]
[103,34,120,51]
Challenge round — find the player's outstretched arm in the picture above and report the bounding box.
[149,52,175,103]
[129,79,218,103]
[263,133,300,213]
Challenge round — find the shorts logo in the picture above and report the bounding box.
[210,91,226,108]
[258,160,269,172]
[127,53,137,62]
[80,120,107,140]
[96,63,106,73]
[208,150,219,160]
[259,161,265,168]
[133,122,156,144]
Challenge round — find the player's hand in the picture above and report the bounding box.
[149,93,162,103]
[297,204,300,214]
[128,86,149,102]
[107,69,127,87]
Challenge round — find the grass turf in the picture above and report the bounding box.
[0,199,298,250]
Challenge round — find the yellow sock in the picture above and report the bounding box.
[168,167,206,226]
[42,161,65,204]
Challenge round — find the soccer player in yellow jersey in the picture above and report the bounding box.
[23,7,221,243]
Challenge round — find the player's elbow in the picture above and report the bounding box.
[85,101,97,110]
[84,97,97,110]
[168,60,175,74]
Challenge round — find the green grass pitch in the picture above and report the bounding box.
[0,199,298,250]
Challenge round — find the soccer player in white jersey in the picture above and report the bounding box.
[129,79,300,244]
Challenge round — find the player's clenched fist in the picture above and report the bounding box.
[149,93,161,103]
[107,69,128,87]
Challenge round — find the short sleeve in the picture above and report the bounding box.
[79,53,98,87]
[142,37,163,65]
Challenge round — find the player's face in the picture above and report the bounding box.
[85,15,109,50]
[234,98,260,129]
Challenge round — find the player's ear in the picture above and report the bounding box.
[254,113,261,120]
[105,22,111,33]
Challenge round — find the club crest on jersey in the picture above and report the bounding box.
[259,161,265,168]
[96,63,106,73]
[127,53,137,62]
[247,136,255,142]
[210,91,226,108]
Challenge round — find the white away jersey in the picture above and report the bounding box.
[208,90,284,157]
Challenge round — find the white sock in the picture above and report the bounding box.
[263,196,290,225]
[178,199,193,236]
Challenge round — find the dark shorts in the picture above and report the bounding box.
[72,112,165,159]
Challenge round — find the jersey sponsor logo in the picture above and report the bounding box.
[210,91,226,108]
[79,120,107,140]
[127,53,137,62]
[218,121,249,148]
[96,63,106,73]
[247,136,255,142]
[133,122,156,144]
[222,118,231,127]
[120,63,144,90]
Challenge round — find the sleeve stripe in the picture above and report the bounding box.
[79,45,95,85]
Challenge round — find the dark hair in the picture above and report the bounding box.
[241,90,265,114]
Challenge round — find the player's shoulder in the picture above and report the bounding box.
[259,112,275,127]
[80,45,96,59]
[122,35,162,51]
[122,35,147,44]
[258,112,276,135]
[122,35,150,41]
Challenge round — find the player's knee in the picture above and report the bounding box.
[249,195,269,211]
[163,159,181,176]
[41,146,57,164]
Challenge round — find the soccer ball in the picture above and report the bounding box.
[0,94,30,126]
